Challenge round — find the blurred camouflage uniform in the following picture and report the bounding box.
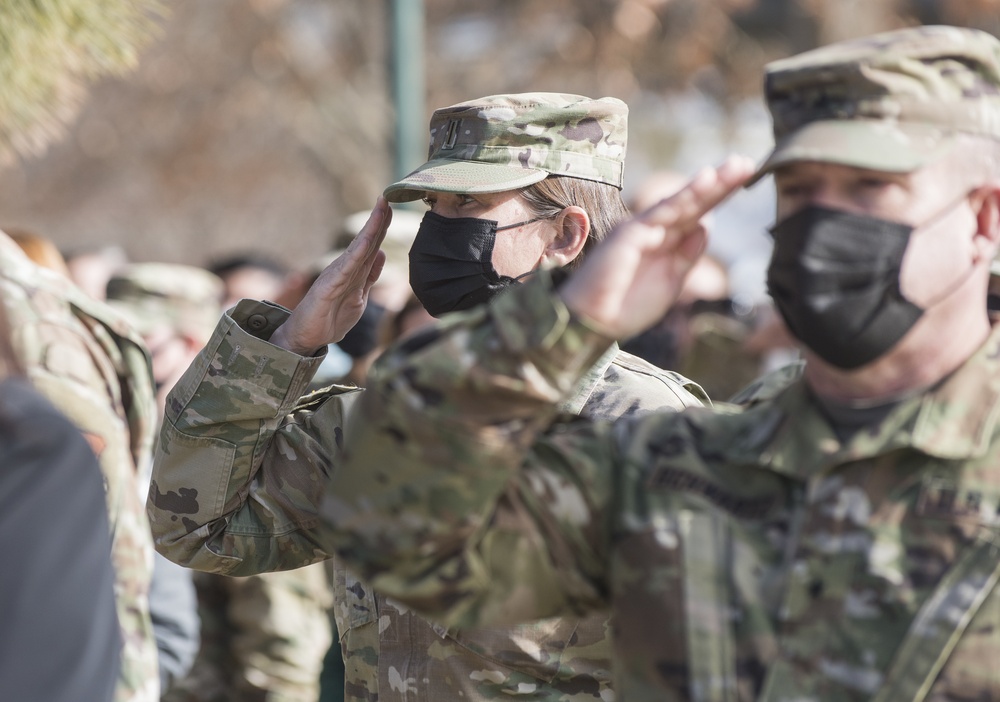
[160,564,334,702]
[106,262,225,350]
[110,262,335,702]
[149,94,709,702]
[677,304,762,401]
[0,231,160,702]
[312,26,1000,701]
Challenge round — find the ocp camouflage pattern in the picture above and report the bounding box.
[753,25,1000,180]
[331,336,706,702]
[162,563,334,702]
[766,25,1000,141]
[148,292,707,702]
[384,93,628,202]
[325,274,1000,701]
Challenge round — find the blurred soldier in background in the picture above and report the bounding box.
[208,253,291,311]
[0,300,121,702]
[107,263,227,413]
[0,229,161,701]
[65,244,130,301]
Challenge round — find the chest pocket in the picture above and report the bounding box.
[436,615,597,684]
[330,558,378,637]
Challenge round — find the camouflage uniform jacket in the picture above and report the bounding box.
[148,297,707,702]
[325,273,1000,702]
[0,232,159,702]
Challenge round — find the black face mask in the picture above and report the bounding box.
[409,211,538,317]
[337,301,386,358]
[766,205,925,370]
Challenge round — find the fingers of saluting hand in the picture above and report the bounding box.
[557,156,756,339]
[350,197,390,296]
[351,197,391,263]
[636,155,757,231]
[318,198,391,298]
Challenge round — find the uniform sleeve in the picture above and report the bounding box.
[148,299,363,576]
[326,273,623,628]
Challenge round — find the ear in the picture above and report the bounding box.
[541,206,590,268]
[180,331,207,357]
[972,184,1000,265]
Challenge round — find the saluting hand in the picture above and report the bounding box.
[559,156,755,340]
[269,198,390,356]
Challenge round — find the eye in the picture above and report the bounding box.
[776,181,809,199]
[857,177,892,190]
[420,194,436,207]
[455,194,476,207]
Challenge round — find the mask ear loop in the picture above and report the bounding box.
[496,212,562,280]
[910,189,983,310]
[912,188,977,236]
[496,217,546,231]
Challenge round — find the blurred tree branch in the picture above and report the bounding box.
[0,0,165,163]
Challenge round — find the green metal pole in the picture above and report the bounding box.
[390,0,426,182]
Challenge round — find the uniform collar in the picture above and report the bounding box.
[724,325,1000,479]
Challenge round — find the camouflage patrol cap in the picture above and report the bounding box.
[751,25,1000,184]
[105,262,223,340]
[383,92,628,203]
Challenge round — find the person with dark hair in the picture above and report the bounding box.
[0,301,121,702]
[149,93,708,702]
[207,253,290,310]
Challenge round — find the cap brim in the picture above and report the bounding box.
[383,158,550,203]
[746,119,960,186]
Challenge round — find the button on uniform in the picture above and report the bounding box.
[247,314,268,332]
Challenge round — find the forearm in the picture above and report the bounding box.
[328,273,615,624]
[148,300,356,575]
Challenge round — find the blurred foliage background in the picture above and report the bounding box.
[1,0,999,270]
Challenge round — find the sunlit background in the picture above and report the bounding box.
[1,0,998,302]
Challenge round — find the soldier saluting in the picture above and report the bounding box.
[148,93,708,701]
[329,25,1000,701]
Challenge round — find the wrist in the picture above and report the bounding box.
[269,324,320,357]
[557,283,620,340]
